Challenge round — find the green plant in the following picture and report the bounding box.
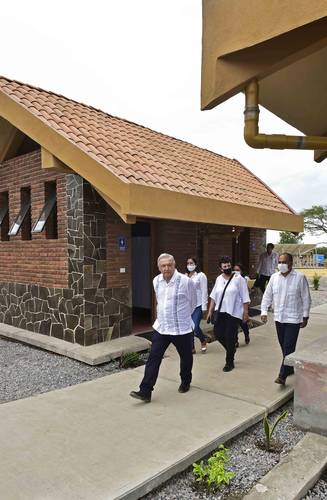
[193,445,235,490]
[263,410,288,451]
[312,273,321,291]
[119,351,141,368]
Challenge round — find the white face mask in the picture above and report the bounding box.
[187,264,196,272]
[278,263,289,273]
[234,270,241,276]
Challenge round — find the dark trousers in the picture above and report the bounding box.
[257,274,271,294]
[191,305,206,347]
[275,321,301,380]
[239,320,250,339]
[214,312,239,365]
[140,330,193,395]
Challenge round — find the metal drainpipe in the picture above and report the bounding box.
[244,79,327,150]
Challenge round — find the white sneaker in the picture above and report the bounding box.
[201,342,207,353]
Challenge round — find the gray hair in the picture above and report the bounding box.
[157,253,175,266]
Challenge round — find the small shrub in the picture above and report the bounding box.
[193,445,235,490]
[312,273,321,291]
[119,352,142,368]
[263,410,288,451]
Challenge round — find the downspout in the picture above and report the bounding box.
[244,79,327,150]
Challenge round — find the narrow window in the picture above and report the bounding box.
[0,191,9,241]
[9,187,31,240]
[32,181,57,239]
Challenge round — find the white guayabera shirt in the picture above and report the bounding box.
[153,270,197,335]
[189,271,208,311]
[257,251,279,276]
[261,270,311,323]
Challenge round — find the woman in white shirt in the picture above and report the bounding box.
[186,256,208,353]
[234,263,250,346]
[207,256,250,372]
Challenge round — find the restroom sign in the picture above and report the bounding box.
[119,237,127,251]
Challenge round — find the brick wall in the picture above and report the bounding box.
[155,220,198,272]
[0,150,68,288]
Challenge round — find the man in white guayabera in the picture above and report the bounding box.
[261,253,311,385]
[130,253,197,403]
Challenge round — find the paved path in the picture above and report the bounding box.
[0,308,326,500]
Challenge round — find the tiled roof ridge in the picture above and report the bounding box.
[0,74,238,165]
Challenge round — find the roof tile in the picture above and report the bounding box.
[0,76,293,214]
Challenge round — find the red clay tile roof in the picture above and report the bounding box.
[0,76,294,214]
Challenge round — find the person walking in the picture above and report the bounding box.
[234,263,250,346]
[256,243,279,294]
[186,256,208,353]
[261,252,311,385]
[130,253,197,402]
[207,256,250,372]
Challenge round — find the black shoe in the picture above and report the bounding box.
[130,390,151,402]
[223,363,234,372]
[274,377,286,386]
[245,335,250,345]
[178,384,190,393]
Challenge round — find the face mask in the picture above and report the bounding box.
[234,270,241,276]
[187,264,196,272]
[278,263,289,273]
[222,267,232,275]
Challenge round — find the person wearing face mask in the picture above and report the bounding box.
[207,256,250,372]
[185,256,208,353]
[234,263,250,346]
[261,253,311,385]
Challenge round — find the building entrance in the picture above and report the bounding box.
[131,221,152,333]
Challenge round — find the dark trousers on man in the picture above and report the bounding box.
[140,330,193,396]
[257,274,271,294]
[214,312,239,366]
[275,321,301,380]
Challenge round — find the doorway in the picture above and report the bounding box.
[131,221,152,333]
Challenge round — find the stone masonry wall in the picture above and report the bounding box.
[0,160,131,344]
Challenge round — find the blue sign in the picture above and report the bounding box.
[119,237,127,252]
[314,254,325,266]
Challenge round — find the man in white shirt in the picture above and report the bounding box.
[130,253,197,402]
[261,252,311,385]
[256,243,279,293]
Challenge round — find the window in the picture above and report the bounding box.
[32,181,58,239]
[0,191,9,241]
[9,187,31,239]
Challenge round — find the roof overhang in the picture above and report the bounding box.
[202,0,327,148]
[0,85,303,232]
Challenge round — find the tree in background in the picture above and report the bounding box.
[302,205,327,235]
[278,231,304,244]
[316,246,327,258]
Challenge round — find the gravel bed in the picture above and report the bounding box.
[309,276,327,308]
[143,401,307,499]
[0,338,148,403]
[304,471,327,500]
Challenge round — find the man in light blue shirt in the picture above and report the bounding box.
[130,253,197,402]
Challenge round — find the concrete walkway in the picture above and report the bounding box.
[0,308,326,500]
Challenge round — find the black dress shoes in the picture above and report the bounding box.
[130,390,151,402]
[178,384,190,393]
[223,363,234,372]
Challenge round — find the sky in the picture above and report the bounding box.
[1,0,327,245]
